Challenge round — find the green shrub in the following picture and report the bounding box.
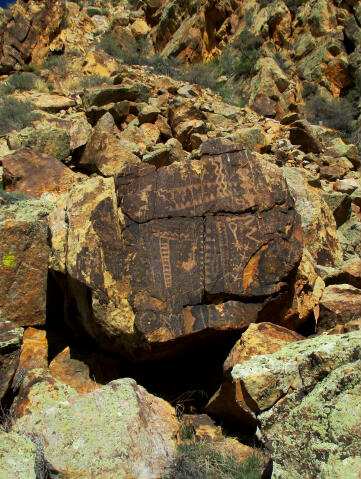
[163,441,263,479]
[98,33,124,58]
[232,29,263,78]
[42,55,68,75]
[180,62,219,90]
[305,94,357,133]
[79,74,112,88]
[5,72,40,91]
[0,97,40,135]
[87,7,102,17]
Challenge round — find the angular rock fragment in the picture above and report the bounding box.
[205,322,303,427]
[0,197,51,327]
[79,113,139,176]
[2,148,79,198]
[319,284,361,332]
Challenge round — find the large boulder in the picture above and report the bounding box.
[50,139,302,359]
[12,373,178,479]
[0,195,52,327]
[232,330,361,479]
[78,112,139,176]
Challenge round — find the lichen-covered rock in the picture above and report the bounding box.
[50,139,302,359]
[8,121,71,162]
[231,331,361,479]
[283,166,343,267]
[0,197,52,327]
[0,431,37,479]
[12,374,178,479]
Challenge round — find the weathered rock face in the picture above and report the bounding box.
[0,320,23,402]
[0,196,52,327]
[12,373,178,479]
[231,330,361,479]
[205,322,303,427]
[319,284,361,332]
[50,139,302,359]
[283,167,343,268]
[0,0,66,73]
[0,431,37,479]
[2,148,79,198]
[79,112,139,177]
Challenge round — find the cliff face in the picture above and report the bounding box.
[1,1,361,478]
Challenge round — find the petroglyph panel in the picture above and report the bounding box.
[60,140,303,359]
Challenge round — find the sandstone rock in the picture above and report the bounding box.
[0,431,37,479]
[0,198,51,327]
[7,120,71,162]
[289,120,322,154]
[326,138,360,168]
[50,139,302,359]
[79,112,139,176]
[322,191,352,227]
[81,49,119,77]
[69,117,93,151]
[326,318,361,335]
[338,214,361,260]
[319,284,361,332]
[83,83,144,107]
[138,104,161,124]
[32,93,75,113]
[0,320,23,401]
[283,167,343,267]
[2,148,78,198]
[205,322,303,427]
[12,374,178,479]
[231,331,361,479]
[182,414,223,442]
[49,347,98,394]
[16,327,47,374]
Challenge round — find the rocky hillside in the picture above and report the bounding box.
[1,1,361,478]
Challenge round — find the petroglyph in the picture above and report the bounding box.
[114,139,302,353]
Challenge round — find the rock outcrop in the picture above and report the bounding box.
[232,330,361,479]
